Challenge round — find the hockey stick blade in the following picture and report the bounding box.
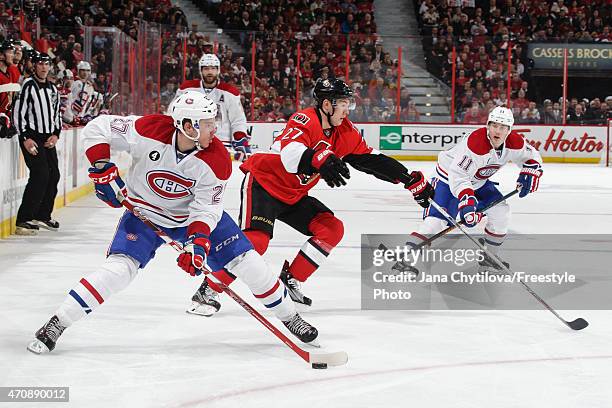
[567,318,589,331]
[428,199,588,331]
[310,350,349,366]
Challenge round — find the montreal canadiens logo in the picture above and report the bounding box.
[475,164,501,180]
[146,170,196,200]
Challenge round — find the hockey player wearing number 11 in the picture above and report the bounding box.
[405,106,544,274]
[27,91,319,354]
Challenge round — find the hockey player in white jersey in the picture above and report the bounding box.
[56,68,73,123]
[406,106,543,272]
[27,91,318,354]
[176,54,251,161]
[82,90,104,121]
[64,60,96,125]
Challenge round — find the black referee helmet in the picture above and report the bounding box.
[31,52,51,64]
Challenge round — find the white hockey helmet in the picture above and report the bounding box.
[199,54,220,69]
[487,106,514,128]
[169,91,218,142]
[77,61,91,71]
[57,69,74,80]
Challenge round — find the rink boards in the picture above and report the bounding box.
[1,122,608,238]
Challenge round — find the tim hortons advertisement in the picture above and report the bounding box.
[374,124,606,162]
[246,123,607,163]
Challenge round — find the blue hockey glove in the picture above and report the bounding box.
[88,162,127,207]
[458,190,482,227]
[517,161,543,198]
[232,133,251,162]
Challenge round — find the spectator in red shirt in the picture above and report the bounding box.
[463,105,486,124]
[72,43,84,67]
[510,72,522,91]
[0,2,12,18]
[512,89,530,115]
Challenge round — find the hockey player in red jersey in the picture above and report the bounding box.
[187,78,434,316]
[0,41,19,139]
[0,41,16,115]
[7,39,22,83]
[175,53,251,161]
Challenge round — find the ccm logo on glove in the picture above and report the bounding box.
[90,167,119,184]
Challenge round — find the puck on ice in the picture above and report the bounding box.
[311,363,328,369]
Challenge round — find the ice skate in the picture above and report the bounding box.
[34,219,60,231]
[476,238,509,274]
[282,313,319,346]
[186,279,221,317]
[15,221,39,236]
[280,261,312,306]
[477,252,510,275]
[27,315,67,354]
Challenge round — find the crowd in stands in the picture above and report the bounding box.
[2,0,612,125]
[160,0,413,122]
[0,0,189,122]
[36,0,186,80]
[416,0,612,124]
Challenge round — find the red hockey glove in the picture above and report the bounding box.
[405,171,434,208]
[177,233,211,276]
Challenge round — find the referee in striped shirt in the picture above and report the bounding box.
[13,52,62,235]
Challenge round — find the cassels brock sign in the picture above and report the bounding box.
[527,43,612,70]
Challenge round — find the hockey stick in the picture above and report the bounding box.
[381,188,520,272]
[427,198,589,331]
[119,197,348,367]
[102,92,119,111]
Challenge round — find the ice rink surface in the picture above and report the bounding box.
[1,161,611,408]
